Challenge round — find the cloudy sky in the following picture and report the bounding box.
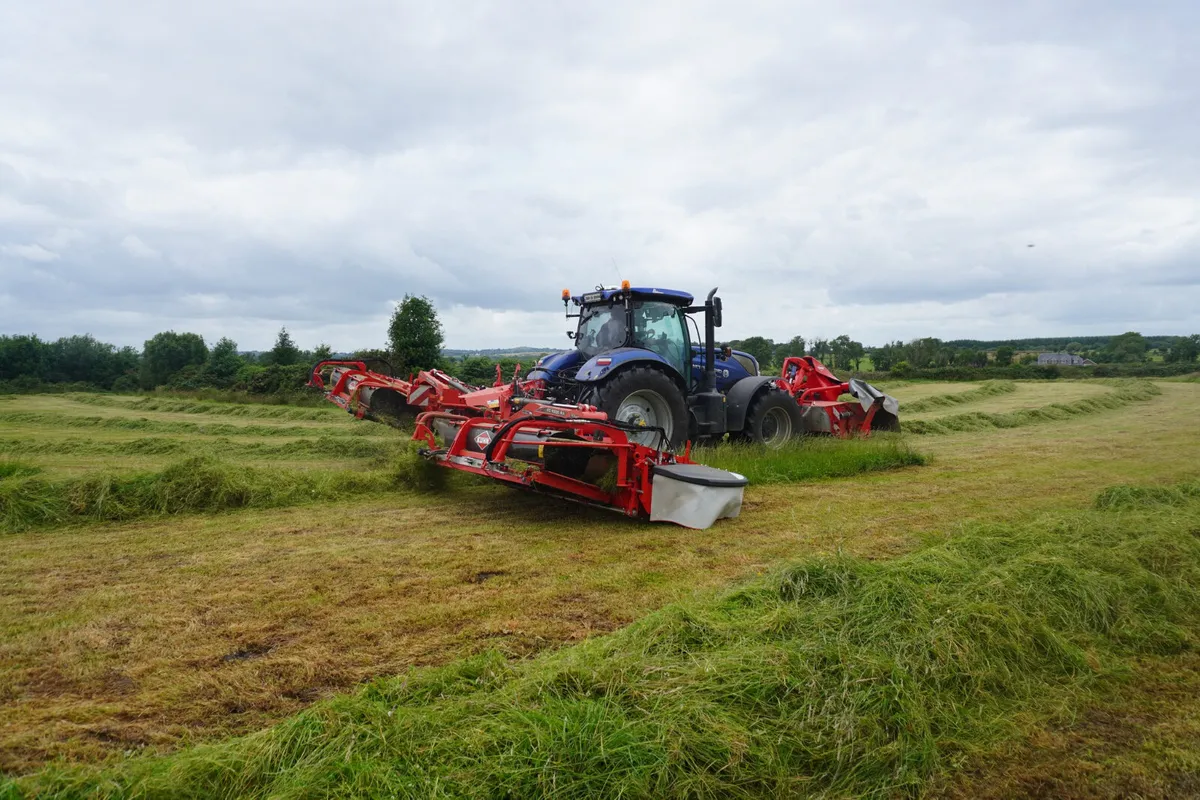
[1,1,1197,351]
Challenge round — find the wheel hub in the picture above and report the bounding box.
[614,389,672,446]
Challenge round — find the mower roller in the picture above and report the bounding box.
[308,284,899,528]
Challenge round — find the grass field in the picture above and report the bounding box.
[2,381,1199,797]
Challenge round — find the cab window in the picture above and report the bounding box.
[576,304,626,356]
[631,302,688,376]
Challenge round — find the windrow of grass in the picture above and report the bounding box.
[0,435,401,461]
[0,455,435,533]
[0,460,41,480]
[0,436,920,532]
[695,435,924,484]
[66,394,339,421]
[1094,480,1200,510]
[903,380,1161,435]
[901,380,1017,413]
[9,483,1200,798]
[0,411,392,438]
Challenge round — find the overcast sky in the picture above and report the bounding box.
[1,1,1197,351]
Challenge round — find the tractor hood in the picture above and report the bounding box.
[526,347,682,385]
[572,347,673,382]
[524,349,584,382]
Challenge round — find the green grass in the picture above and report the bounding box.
[67,394,340,421]
[695,436,925,484]
[0,456,403,533]
[10,483,1200,799]
[0,461,41,481]
[904,381,1161,435]
[0,435,402,461]
[0,411,390,438]
[902,380,1017,413]
[1094,481,1200,510]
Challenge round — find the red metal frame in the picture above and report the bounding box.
[780,356,883,436]
[413,411,670,517]
[310,360,683,517]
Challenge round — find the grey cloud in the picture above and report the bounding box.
[1,0,1199,349]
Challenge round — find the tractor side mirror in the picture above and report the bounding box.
[712,296,723,327]
[566,331,576,339]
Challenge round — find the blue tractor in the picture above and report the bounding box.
[526,285,801,448]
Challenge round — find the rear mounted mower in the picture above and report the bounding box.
[308,284,899,528]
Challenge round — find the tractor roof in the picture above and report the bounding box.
[572,287,694,306]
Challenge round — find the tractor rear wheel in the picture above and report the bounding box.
[743,389,800,448]
[593,367,688,449]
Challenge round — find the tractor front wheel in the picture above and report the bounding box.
[743,389,800,448]
[593,367,688,449]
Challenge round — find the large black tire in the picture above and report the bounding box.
[593,366,688,449]
[742,389,801,448]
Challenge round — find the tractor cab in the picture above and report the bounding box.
[572,287,694,377]
[530,284,755,395]
[522,283,794,448]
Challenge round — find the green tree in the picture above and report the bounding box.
[269,327,300,366]
[1103,331,1147,363]
[870,342,902,372]
[43,335,138,387]
[203,337,244,386]
[993,346,1014,366]
[731,336,775,369]
[140,331,208,388]
[449,355,496,386]
[829,335,851,369]
[829,335,865,371]
[846,340,865,371]
[906,337,944,368]
[1165,334,1200,363]
[1065,341,1084,354]
[0,334,47,381]
[311,343,333,363]
[388,295,445,374]
[954,349,986,368]
[774,336,806,364]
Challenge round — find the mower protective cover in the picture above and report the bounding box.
[649,462,749,529]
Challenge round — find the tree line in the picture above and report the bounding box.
[0,328,329,394]
[3,294,1198,396]
[0,295,450,396]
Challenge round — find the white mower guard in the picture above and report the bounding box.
[649,462,749,529]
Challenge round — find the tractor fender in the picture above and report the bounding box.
[573,349,685,386]
[723,376,784,432]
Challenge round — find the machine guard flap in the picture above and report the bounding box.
[848,379,900,417]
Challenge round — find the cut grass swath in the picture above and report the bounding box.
[902,380,1016,413]
[12,483,1200,798]
[0,435,403,460]
[903,380,1160,435]
[67,394,340,421]
[1094,480,1200,510]
[0,460,41,480]
[0,411,393,438]
[0,457,401,533]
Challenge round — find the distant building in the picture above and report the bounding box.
[1037,352,1096,366]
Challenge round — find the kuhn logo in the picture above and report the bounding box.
[473,431,493,449]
